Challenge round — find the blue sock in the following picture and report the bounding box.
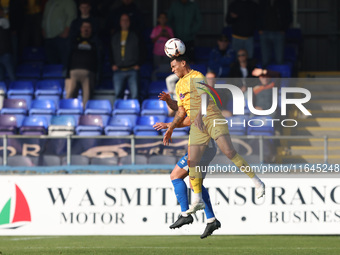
[202,185,215,219]
[172,179,189,212]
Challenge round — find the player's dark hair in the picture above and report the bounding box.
[171,53,190,65]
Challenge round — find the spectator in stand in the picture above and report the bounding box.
[70,0,99,40]
[168,0,202,62]
[110,13,144,100]
[66,21,102,108]
[19,0,45,52]
[226,0,258,59]
[106,0,144,35]
[150,12,174,80]
[208,35,235,78]
[251,67,280,118]
[42,0,77,66]
[257,0,292,67]
[1,0,24,65]
[0,5,15,81]
[229,49,258,100]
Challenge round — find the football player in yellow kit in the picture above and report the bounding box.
[163,54,265,214]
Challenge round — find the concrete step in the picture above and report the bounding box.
[280,146,340,156]
[296,80,340,91]
[283,127,340,136]
[305,100,340,111]
[279,155,340,164]
[296,118,340,127]
[297,110,340,118]
[280,138,340,147]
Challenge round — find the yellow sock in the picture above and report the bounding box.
[189,166,203,193]
[231,153,255,178]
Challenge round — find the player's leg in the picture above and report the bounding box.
[186,144,207,214]
[215,134,265,198]
[169,154,193,229]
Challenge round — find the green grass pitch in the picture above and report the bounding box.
[0,235,340,255]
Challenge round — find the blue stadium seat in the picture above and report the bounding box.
[16,63,41,78]
[227,116,247,136]
[21,47,45,62]
[133,116,160,136]
[48,115,76,136]
[7,80,34,107]
[191,64,207,75]
[105,116,133,136]
[42,64,64,78]
[267,64,292,78]
[57,99,83,115]
[19,116,48,135]
[140,63,153,79]
[91,157,119,165]
[1,98,28,116]
[113,99,140,115]
[141,99,168,117]
[85,99,112,116]
[164,117,189,136]
[76,115,103,136]
[29,99,56,124]
[148,81,167,97]
[0,115,18,134]
[62,155,90,165]
[35,80,62,105]
[247,116,275,136]
[8,155,35,166]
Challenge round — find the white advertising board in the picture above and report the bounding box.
[0,175,339,235]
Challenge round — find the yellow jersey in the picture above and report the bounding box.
[175,69,221,120]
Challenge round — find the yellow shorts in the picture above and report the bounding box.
[189,113,229,145]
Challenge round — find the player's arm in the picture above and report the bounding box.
[158,91,178,111]
[163,106,186,145]
[153,116,190,131]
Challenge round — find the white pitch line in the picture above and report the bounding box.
[5,236,60,241]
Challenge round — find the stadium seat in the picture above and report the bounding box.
[140,63,153,79]
[105,116,133,136]
[0,98,28,116]
[91,157,119,165]
[119,155,148,165]
[16,63,41,78]
[133,116,160,136]
[113,99,140,115]
[57,99,83,115]
[29,99,56,125]
[227,116,247,136]
[21,47,45,62]
[48,115,76,136]
[42,64,64,78]
[191,64,207,75]
[34,80,62,105]
[85,99,112,116]
[164,117,189,136]
[62,155,90,165]
[149,155,177,165]
[0,115,18,134]
[247,116,275,136]
[75,115,103,136]
[7,81,34,106]
[7,155,35,166]
[19,115,48,135]
[148,81,167,97]
[141,99,168,117]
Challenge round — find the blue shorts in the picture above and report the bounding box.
[176,140,217,171]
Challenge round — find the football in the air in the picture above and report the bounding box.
[164,38,186,58]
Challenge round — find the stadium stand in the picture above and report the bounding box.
[105,116,133,136]
[19,115,48,135]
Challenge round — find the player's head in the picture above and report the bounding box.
[170,54,190,78]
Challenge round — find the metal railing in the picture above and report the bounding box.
[0,134,333,166]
